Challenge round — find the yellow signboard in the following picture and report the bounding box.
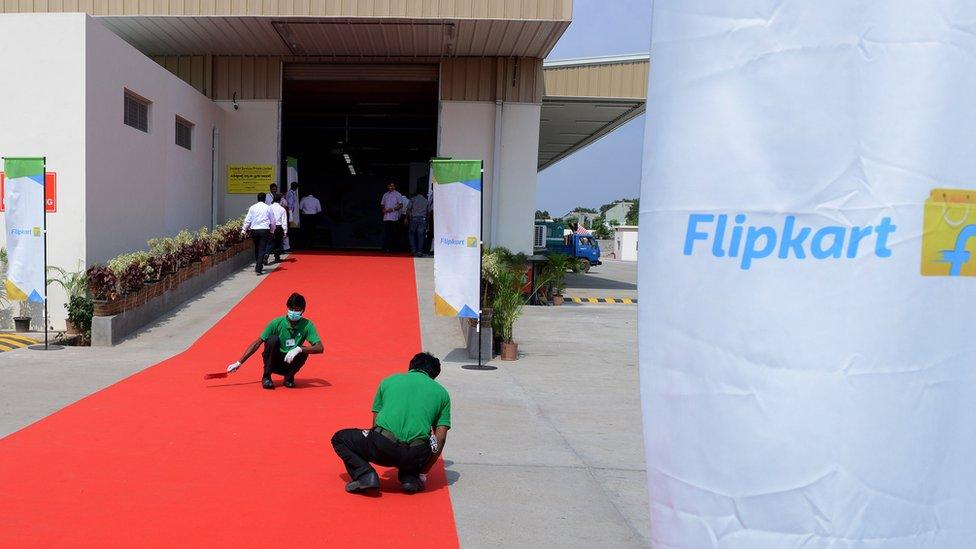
[227,164,275,194]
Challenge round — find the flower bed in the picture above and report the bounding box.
[90,218,248,317]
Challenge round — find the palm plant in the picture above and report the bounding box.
[541,253,575,297]
[490,267,525,344]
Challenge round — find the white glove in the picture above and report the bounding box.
[429,435,439,453]
[227,361,241,373]
[419,473,427,483]
[284,346,303,364]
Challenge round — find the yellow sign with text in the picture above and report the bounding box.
[227,164,275,194]
[921,188,976,276]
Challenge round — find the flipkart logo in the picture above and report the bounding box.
[684,214,896,270]
[466,236,478,247]
[32,227,41,237]
[921,188,976,276]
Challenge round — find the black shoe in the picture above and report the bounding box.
[401,478,424,493]
[345,471,380,493]
[262,378,275,390]
[283,378,296,388]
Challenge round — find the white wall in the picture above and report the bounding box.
[215,101,281,222]
[0,14,88,329]
[614,227,638,261]
[85,17,223,264]
[495,103,541,254]
[438,100,541,254]
[438,100,495,241]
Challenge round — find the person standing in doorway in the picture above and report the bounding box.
[266,183,279,204]
[226,292,324,390]
[406,190,428,256]
[241,192,276,275]
[268,197,289,264]
[380,181,404,253]
[284,182,300,251]
[331,352,450,493]
[299,191,323,248]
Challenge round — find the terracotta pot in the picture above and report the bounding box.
[552,294,565,306]
[500,341,518,361]
[65,319,79,335]
[13,317,31,332]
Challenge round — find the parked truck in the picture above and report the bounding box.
[533,220,602,272]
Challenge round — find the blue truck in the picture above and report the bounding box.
[534,221,602,273]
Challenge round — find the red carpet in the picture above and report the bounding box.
[0,253,459,548]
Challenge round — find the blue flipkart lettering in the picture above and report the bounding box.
[684,214,896,269]
[440,237,466,246]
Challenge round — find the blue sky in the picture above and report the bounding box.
[537,0,652,216]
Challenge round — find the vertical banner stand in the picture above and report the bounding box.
[29,157,63,351]
[463,162,496,371]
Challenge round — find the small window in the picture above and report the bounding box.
[175,116,193,150]
[123,91,150,132]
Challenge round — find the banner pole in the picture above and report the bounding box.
[29,157,63,351]
[477,162,484,368]
[43,157,48,349]
[462,160,495,371]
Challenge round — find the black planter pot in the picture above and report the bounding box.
[13,317,31,332]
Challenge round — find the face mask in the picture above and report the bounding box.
[287,310,303,321]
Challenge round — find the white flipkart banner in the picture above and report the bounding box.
[640,2,976,546]
[432,159,481,319]
[3,157,45,303]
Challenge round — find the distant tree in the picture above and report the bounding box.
[572,206,598,214]
[609,219,621,227]
[625,200,640,225]
[593,222,614,239]
[534,210,551,220]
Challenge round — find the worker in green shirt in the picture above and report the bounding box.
[226,292,324,389]
[331,352,451,494]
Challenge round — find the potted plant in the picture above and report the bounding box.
[541,253,574,306]
[65,293,94,338]
[49,264,89,334]
[13,301,32,332]
[491,267,525,361]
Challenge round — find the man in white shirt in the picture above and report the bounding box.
[241,192,277,275]
[380,182,404,252]
[268,198,289,264]
[265,183,279,205]
[299,192,323,248]
[406,191,429,256]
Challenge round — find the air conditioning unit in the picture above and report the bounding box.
[533,225,546,249]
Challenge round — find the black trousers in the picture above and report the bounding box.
[250,229,271,273]
[262,335,308,381]
[331,427,431,483]
[382,220,399,252]
[268,227,284,261]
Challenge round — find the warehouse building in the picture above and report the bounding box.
[0,1,647,327]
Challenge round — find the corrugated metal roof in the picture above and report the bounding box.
[1,0,573,20]
[97,16,569,57]
[538,98,644,170]
[536,54,649,169]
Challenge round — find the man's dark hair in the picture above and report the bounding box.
[286,292,306,311]
[270,183,278,189]
[257,192,267,203]
[408,352,441,379]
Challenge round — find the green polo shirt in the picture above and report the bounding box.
[372,370,451,442]
[260,316,321,353]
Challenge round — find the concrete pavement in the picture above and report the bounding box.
[415,258,648,547]
[0,254,648,547]
[563,259,637,301]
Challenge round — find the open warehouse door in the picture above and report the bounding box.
[281,63,438,250]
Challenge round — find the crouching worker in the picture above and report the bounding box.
[331,352,451,494]
[226,292,323,390]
